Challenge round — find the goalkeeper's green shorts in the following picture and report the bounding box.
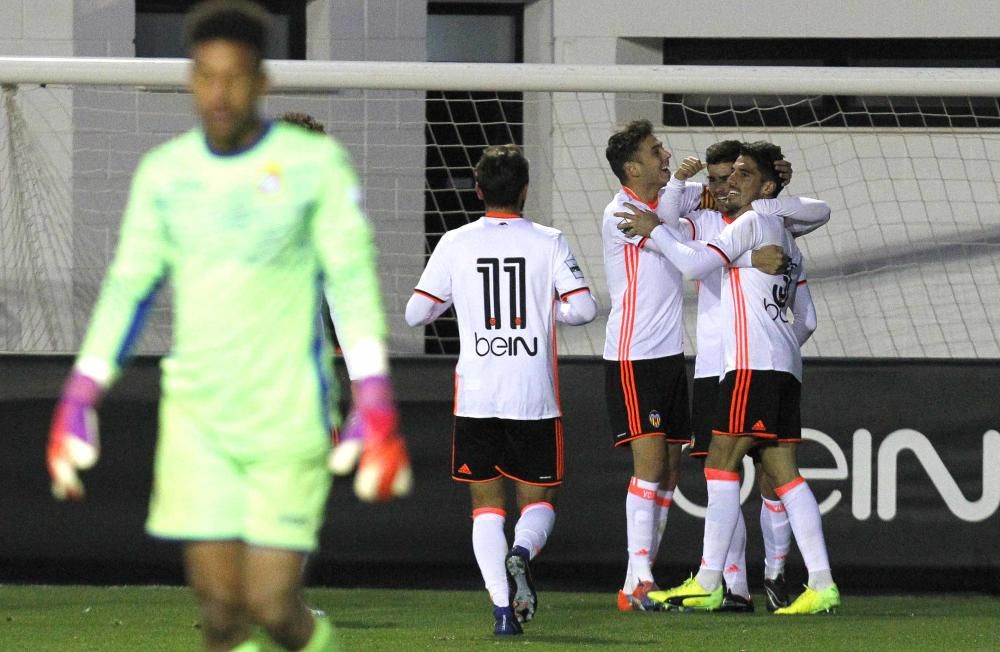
[145,398,332,552]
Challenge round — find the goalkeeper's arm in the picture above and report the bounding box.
[311,143,411,502]
[48,156,168,501]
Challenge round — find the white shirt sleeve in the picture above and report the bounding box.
[659,177,687,230]
[751,196,831,237]
[649,211,768,280]
[678,180,709,216]
[648,223,727,280]
[790,259,817,346]
[405,292,451,327]
[405,235,454,327]
[553,233,597,325]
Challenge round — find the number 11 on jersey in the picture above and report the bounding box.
[477,257,526,330]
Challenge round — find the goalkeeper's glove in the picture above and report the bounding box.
[328,375,412,502]
[329,408,364,475]
[47,371,102,500]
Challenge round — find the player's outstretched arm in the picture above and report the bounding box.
[646,224,727,280]
[752,196,831,237]
[48,156,168,501]
[616,207,724,280]
[312,144,411,502]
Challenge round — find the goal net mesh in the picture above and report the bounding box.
[2,74,998,357]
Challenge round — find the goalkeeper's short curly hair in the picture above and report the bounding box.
[184,0,271,66]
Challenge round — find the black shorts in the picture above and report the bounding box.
[713,369,801,442]
[605,354,691,447]
[451,416,564,486]
[689,376,719,458]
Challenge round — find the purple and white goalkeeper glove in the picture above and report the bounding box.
[328,375,412,502]
[46,371,102,500]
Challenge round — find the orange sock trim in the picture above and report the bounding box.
[774,476,806,497]
[628,477,657,500]
[472,507,506,519]
[520,501,554,514]
[703,468,740,482]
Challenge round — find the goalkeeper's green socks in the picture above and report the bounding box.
[301,615,339,652]
[231,640,261,652]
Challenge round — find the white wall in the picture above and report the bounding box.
[519,0,1000,358]
[549,0,1000,42]
[1,0,428,354]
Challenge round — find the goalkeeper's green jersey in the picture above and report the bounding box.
[77,122,386,455]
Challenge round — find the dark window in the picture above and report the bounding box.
[424,3,523,354]
[662,39,1000,128]
[135,0,305,59]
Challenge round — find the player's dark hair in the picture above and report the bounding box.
[705,140,742,165]
[606,119,654,184]
[739,140,785,197]
[280,112,326,133]
[184,0,270,66]
[475,144,530,208]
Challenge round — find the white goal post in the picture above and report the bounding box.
[3,56,1000,358]
[3,57,1000,94]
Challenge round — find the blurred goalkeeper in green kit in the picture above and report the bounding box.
[44,1,411,650]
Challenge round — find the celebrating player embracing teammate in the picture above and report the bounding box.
[621,141,841,615]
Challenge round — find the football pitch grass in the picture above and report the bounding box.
[0,585,997,651]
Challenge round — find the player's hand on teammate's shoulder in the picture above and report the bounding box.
[616,202,660,239]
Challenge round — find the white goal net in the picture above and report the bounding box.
[2,59,999,358]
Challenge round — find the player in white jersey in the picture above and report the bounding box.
[405,145,597,635]
[602,121,789,611]
[663,140,827,611]
[623,141,840,615]
[616,140,827,611]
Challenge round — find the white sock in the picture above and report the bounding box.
[625,477,658,588]
[695,469,741,592]
[761,496,790,580]
[777,478,834,591]
[722,507,749,598]
[623,561,635,595]
[472,509,510,607]
[649,489,673,565]
[512,502,556,560]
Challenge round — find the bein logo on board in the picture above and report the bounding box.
[673,428,1000,523]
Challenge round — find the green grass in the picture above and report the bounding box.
[0,585,997,651]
